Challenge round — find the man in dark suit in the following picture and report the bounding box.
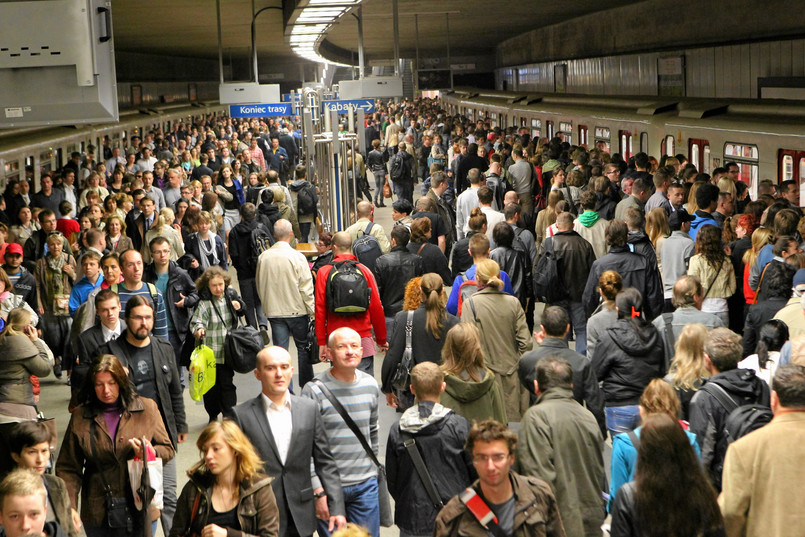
[71,288,125,409]
[233,346,346,537]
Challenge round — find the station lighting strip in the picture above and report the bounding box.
[287,0,361,65]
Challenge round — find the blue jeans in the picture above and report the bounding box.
[269,315,313,388]
[317,477,379,537]
[359,355,374,377]
[605,405,641,438]
[556,299,587,356]
[239,277,268,329]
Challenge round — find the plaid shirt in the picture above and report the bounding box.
[190,296,233,364]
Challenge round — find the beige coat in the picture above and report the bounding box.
[346,217,391,254]
[460,287,533,422]
[688,254,736,299]
[719,412,805,537]
[255,241,314,318]
[574,218,609,259]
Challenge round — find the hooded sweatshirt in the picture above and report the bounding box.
[440,368,507,423]
[592,318,665,405]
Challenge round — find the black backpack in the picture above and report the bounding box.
[249,223,276,271]
[297,183,317,216]
[352,222,383,272]
[703,382,773,444]
[389,153,406,182]
[532,238,568,304]
[326,260,371,315]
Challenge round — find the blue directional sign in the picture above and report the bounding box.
[322,99,375,114]
[229,103,292,118]
[282,93,301,102]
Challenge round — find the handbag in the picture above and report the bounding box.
[383,182,392,199]
[303,317,321,365]
[210,298,263,374]
[90,421,133,531]
[390,311,415,406]
[310,380,393,527]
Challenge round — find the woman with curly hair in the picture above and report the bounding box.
[688,224,736,326]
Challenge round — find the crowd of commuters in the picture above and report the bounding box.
[0,96,801,537]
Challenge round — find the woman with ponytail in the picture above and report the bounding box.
[381,273,460,410]
[591,287,665,438]
[460,258,532,422]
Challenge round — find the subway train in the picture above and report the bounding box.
[442,88,805,201]
[0,102,227,189]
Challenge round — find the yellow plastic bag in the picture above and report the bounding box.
[189,343,216,402]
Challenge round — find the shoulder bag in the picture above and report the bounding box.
[400,431,444,510]
[210,297,263,374]
[90,420,134,531]
[309,379,393,527]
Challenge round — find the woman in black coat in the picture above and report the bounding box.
[381,273,459,410]
[408,217,451,285]
[489,221,531,309]
[591,287,665,439]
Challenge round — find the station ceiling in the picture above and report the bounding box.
[110,0,643,65]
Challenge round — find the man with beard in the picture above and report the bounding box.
[103,295,186,537]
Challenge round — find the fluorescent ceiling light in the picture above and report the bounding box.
[291,24,328,34]
[290,35,319,43]
[307,0,360,5]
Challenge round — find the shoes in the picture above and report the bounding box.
[53,365,62,379]
[66,377,71,386]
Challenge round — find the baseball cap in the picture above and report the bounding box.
[668,208,694,231]
[5,243,22,256]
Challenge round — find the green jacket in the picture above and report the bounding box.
[516,387,606,537]
[440,368,507,424]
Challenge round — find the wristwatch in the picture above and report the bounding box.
[313,490,326,499]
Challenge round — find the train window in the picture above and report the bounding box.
[546,120,554,139]
[782,154,794,181]
[724,142,759,195]
[559,122,572,144]
[578,125,588,147]
[703,146,711,174]
[640,132,648,153]
[40,149,54,174]
[594,127,611,153]
[662,135,675,157]
[619,131,633,159]
[3,160,20,182]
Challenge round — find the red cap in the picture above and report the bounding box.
[5,243,22,256]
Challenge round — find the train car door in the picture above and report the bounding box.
[619,130,633,159]
[578,125,588,147]
[779,149,805,206]
[689,138,710,174]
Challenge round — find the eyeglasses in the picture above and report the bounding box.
[605,171,620,175]
[472,453,510,464]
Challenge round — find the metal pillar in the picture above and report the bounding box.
[216,0,224,83]
[414,14,419,94]
[392,0,400,77]
[357,6,365,79]
[446,13,452,89]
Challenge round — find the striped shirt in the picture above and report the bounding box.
[114,282,169,340]
[301,369,380,486]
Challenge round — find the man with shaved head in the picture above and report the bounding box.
[234,346,346,537]
[345,201,391,254]
[302,328,384,537]
[314,232,387,376]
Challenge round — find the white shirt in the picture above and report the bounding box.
[455,186,480,240]
[101,322,122,342]
[262,393,292,464]
[480,206,506,249]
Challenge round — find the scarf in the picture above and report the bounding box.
[578,209,600,228]
[196,233,218,269]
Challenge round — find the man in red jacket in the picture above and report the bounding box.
[315,231,388,375]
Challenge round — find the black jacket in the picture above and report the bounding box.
[742,297,788,357]
[374,246,425,317]
[543,229,595,302]
[386,402,476,535]
[591,319,665,405]
[381,306,460,394]
[229,219,261,279]
[449,231,476,280]
[366,149,385,172]
[257,202,281,232]
[583,245,664,320]
[519,337,606,435]
[688,368,770,491]
[490,246,530,306]
[143,261,199,341]
[246,184,266,205]
[455,154,488,195]
[595,192,617,221]
[407,241,451,285]
[627,230,658,268]
[103,331,188,448]
[4,265,36,311]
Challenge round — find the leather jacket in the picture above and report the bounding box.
[374,246,424,317]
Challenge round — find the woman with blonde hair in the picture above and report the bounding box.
[608,379,701,507]
[646,208,670,278]
[460,259,532,421]
[439,323,507,423]
[664,323,710,420]
[144,207,185,262]
[742,227,772,307]
[381,273,459,410]
[685,181,702,214]
[169,420,278,537]
[535,190,564,248]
